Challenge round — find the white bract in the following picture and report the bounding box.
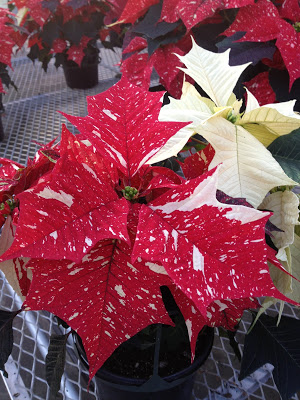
[150,37,299,208]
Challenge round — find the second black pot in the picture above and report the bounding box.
[63,56,99,89]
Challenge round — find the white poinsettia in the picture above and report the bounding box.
[150,37,299,207]
[256,190,299,311]
[254,233,300,323]
[259,190,299,252]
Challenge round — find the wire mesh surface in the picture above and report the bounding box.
[0,46,299,400]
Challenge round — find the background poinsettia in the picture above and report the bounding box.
[108,0,300,108]
[0,7,24,93]
[10,0,116,70]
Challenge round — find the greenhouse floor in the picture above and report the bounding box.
[0,46,299,400]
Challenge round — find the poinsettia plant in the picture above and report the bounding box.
[111,0,300,109]
[0,6,25,93]
[0,40,299,399]
[11,0,115,70]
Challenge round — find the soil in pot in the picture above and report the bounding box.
[74,286,214,400]
[63,52,99,89]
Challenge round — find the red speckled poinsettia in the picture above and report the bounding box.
[23,206,173,380]
[159,0,254,30]
[132,168,291,317]
[0,8,25,92]
[113,0,254,29]
[170,286,259,359]
[222,0,300,89]
[0,78,296,384]
[60,77,187,178]
[67,36,92,66]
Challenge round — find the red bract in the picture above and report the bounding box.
[122,37,193,96]
[0,9,19,68]
[59,125,119,187]
[179,144,215,180]
[51,38,67,54]
[244,71,277,105]
[60,77,188,179]
[149,38,193,98]
[20,0,51,26]
[222,0,300,89]
[160,0,254,31]
[171,287,258,359]
[123,37,148,54]
[0,144,57,204]
[121,53,154,89]
[24,204,173,381]
[67,36,92,66]
[132,168,291,316]
[113,0,254,30]
[0,154,130,263]
[223,0,279,37]
[279,0,300,22]
[115,0,159,23]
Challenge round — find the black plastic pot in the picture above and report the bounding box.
[63,56,99,89]
[74,326,214,400]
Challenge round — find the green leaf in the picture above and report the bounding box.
[63,20,86,45]
[41,20,61,47]
[239,313,300,400]
[54,53,65,69]
[0,309,21,376]
[218,327,241,362]
[46,333,69,399]
[267,128,300,183]
[27,43,41,63]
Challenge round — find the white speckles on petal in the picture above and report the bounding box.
[214,300,228,311]
[146,262,168,275]
[69,312,79,321]
[193,245,204,272]
[171,229,178,251]
[185,319,192,342]
[127,262,138,272]
[36,210,49,216]
[109,227,116,235]
[36,187,74,207]
[85,237,92,246]
[82,163,99,181]
[50,231,58,240]
[106,144,127,168]
[103,109,118,120]
[163,230,169,241]
[137,148,159,171]
[115,285,126,297]
[69,268,83,276]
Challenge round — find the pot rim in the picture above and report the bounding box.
[73,326,214,389]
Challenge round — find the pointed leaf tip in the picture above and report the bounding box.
[177,38,251,107]
[60,77,188,178]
